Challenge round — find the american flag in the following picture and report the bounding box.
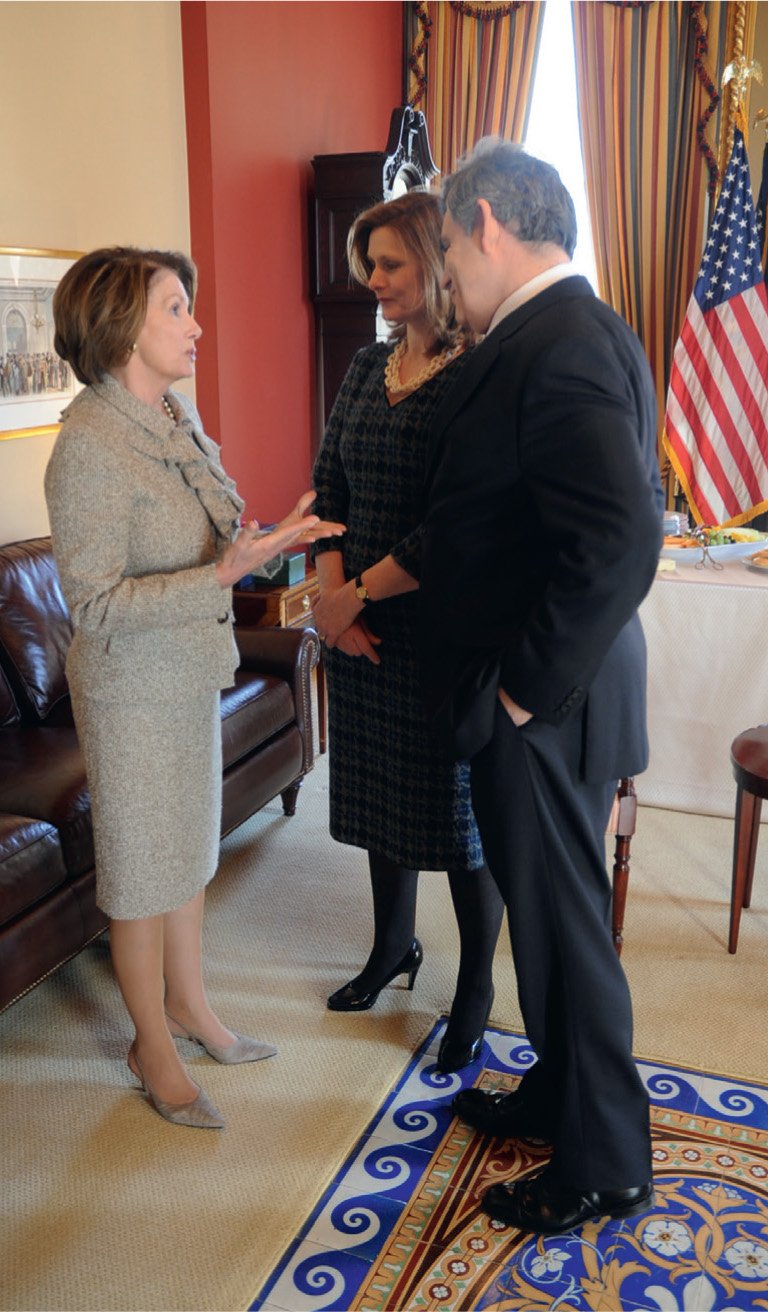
[664,123,768,527]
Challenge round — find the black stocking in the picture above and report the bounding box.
[346,851,419,993]
[444,863,505,1046]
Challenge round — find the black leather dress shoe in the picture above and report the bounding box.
[452,1086,552,1140]
[436,987,494,1074]
[327,939,423,1012]
[482,1167,655,1235]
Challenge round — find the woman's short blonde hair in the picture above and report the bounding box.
[347,191,461,346]
[53,246,197,386]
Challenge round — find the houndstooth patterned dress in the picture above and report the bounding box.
[312,343,484,872]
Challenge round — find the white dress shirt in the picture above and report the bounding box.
[488,263,580,335]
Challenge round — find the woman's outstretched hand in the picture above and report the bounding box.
[216,492,344,589]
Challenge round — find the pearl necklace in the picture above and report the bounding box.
[384,338,463,396]
[161,395,176,422]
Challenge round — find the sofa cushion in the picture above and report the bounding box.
[0,814,69,923]
[0,727,93,878]
[220,669,295,771]
[221,727,304,836]
[0,538,73,723]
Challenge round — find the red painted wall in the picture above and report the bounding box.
[180,1,402,522]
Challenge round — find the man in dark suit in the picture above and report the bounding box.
[419,140,664,1236]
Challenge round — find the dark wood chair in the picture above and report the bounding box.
[728,724,768,953]
[607,776,637,957]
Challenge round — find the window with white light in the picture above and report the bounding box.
[524,0,598,288]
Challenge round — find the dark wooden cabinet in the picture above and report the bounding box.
[310,108,439,442]
[310,151,383,431]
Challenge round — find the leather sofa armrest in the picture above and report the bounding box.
[234,625,319,679]
[234,625,319,770]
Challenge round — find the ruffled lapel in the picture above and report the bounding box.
[69,374,244,546]
[164,394,244,547]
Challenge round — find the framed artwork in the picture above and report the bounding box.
[0,247,82,441]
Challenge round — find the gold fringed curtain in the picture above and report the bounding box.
[408,1,546,176]
[571,1,740,487]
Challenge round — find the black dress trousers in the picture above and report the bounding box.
[470,700,652,1193]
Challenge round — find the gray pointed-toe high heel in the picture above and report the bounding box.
[165,1012,278,1064]
[127,1044,225,1129]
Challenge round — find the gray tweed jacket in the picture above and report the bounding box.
[45,373,244,704]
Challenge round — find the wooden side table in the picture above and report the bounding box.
[233,570,327,752]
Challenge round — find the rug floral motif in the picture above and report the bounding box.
[255,1026,768,1312]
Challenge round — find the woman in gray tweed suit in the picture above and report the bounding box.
[45,247,343,1129]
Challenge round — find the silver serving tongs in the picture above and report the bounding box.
[693,524,724,570]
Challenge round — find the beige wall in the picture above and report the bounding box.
[0,0,190,546]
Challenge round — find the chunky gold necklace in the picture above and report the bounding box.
[384,338,463,396]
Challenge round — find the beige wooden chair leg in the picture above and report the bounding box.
[729,785,762,954]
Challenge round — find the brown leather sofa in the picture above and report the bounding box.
[0,537,319,1014]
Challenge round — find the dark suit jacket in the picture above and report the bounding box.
[420,275,664,782]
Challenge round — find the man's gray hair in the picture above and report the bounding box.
[441,138,577,259]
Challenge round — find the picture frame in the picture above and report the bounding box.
[0,246,83,441]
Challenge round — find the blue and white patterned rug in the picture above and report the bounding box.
[253,1023,768,1311]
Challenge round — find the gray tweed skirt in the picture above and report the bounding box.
[70,687,222,919]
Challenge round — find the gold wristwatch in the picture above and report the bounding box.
[354,575,372,605]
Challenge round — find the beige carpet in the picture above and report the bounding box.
[1,752,765,1312]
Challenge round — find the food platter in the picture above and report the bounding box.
[660,539,766,562]
[661,528,767,563]
[659,543,705,561]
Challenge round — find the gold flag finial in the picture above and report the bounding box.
[723,57,762,141]
[717,3,761,183]
[723,55,763,103]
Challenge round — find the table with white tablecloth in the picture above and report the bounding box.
[638,558,768,817]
